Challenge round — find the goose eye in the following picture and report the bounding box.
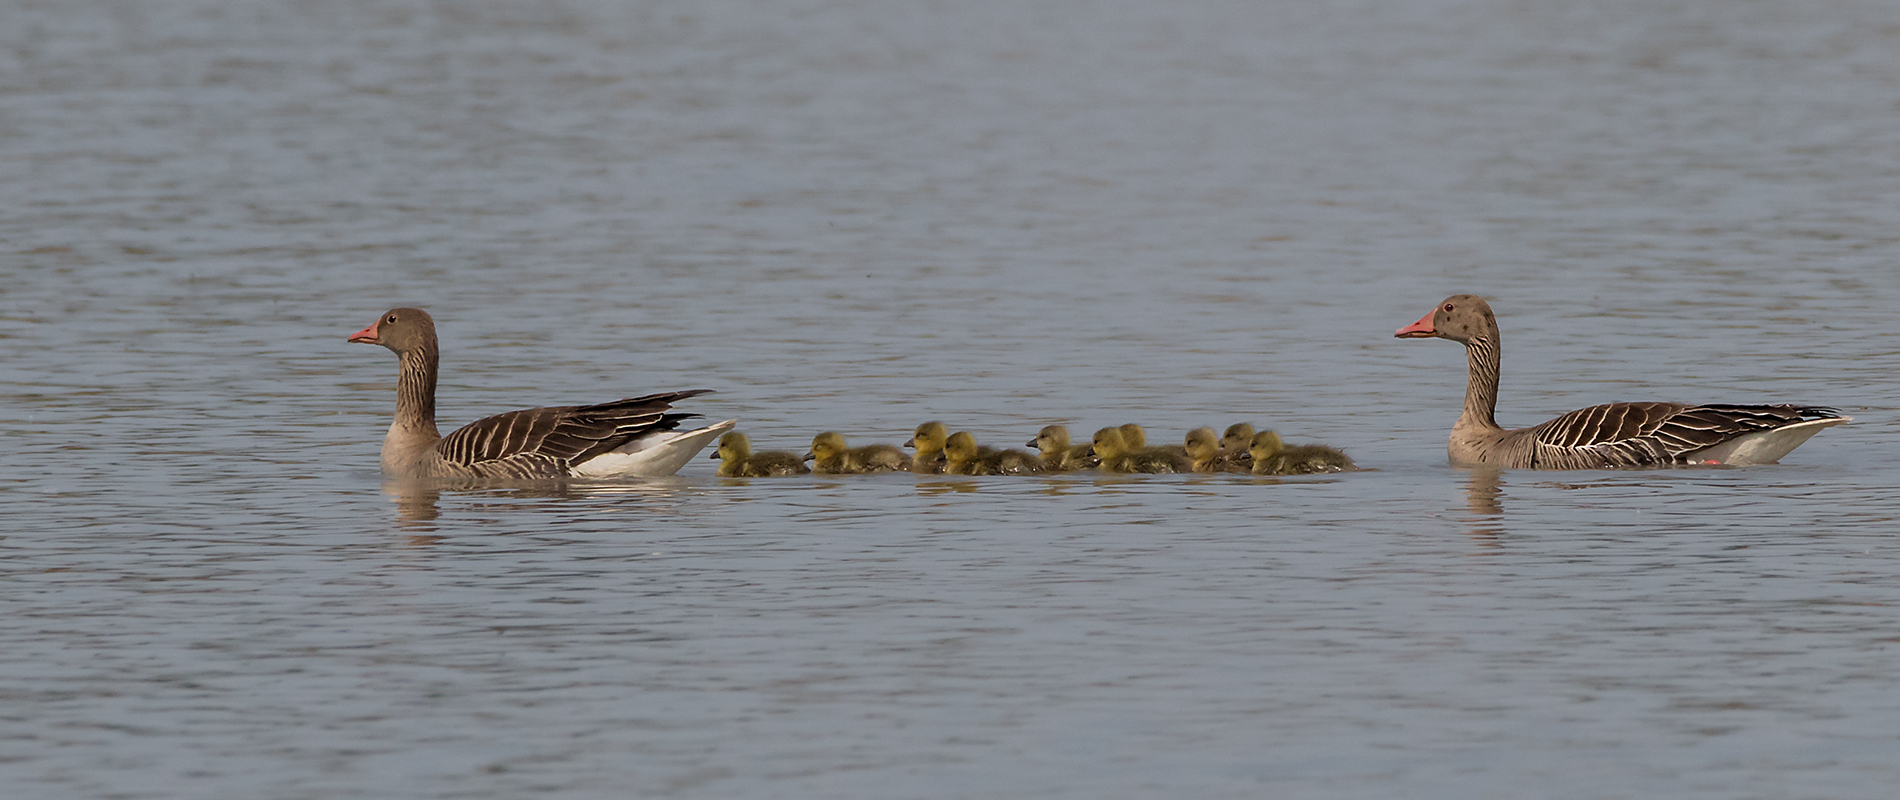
[1443,303,1454,312]
[386,314,398,323]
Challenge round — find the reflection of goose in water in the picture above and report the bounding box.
[1463,468,1505,545]
[384,480,441,531]
[1466,468,1503,517]
[382,477,693,534]
[1396,294,1847,468]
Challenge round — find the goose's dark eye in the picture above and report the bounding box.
[386,314,398,324]
[1443,303,1455,312]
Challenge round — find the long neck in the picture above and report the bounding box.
[1459,334,1502,431]
[394,344,441,436]
[382,344,442,474]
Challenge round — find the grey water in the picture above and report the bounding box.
[6,0,1900,797]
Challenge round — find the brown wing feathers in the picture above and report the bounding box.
[435,389,712,475]
[1532,403,1844,467]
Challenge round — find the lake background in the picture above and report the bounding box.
[6,0,1900,797]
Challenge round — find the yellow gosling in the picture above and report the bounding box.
[1027,424,1098,471]
[1092,426,1187,474]
[712,432,810,477]
[1249,430,1355,475]
[1122,422,1189,459]
[807,431,910,474]
[1184,427,1241,473]
[945,431,1045,476]
[1220,422,1257,469]
[905,421,949,475]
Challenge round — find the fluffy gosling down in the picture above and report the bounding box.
[712,432,810,477]
[1249,431,1355,475]
[806,431,909,474]
[1220,423,1256,469]
[1184,427,1245,473]
[906,421,950,475]
[945,432,1045,476]
[1091,427,1189,474]
[1120,423,1189,458]
[1027,424,1099,472]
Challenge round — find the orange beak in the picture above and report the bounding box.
[1394,310,1436,338]
[347,320,381,344]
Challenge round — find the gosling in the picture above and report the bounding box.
[1091,426,1188,474]
[1220,422,1256,470]
[1120,422,1189,458]
[906,421,950,475]
[944,431,1045,476]
[1027,424,1099,472]
[1249,431,1354,475]
[1183,427,1244,473]
[712,432,810,477]
[806,431,910,474]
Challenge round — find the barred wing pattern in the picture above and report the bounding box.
[1526,402,1846,469]
[434,389,712,479]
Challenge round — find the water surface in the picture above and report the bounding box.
[6,1,1900,797]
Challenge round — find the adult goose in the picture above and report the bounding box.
[1395,294,1846,469]
[348,307,734,479]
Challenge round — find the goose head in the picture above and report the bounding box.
[348,307,436,355]
[1395,294,1496,345]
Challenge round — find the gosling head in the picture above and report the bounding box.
[1118,423,1147,449]
[1248,430,1286,462]
[1030,424,1071,453]
[1184,427,1219,461]
[1091,427,1131,460]
[807,431,847,462]
[1220,423,1255,453]
[944,431,980,462]
[908,421,948,452]
[713,431,751,461]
